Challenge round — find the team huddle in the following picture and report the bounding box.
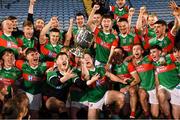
[0,0,179,119]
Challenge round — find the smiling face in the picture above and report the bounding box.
[35,19,45,31]
[148,15,158,28]
[150,48,161,61]
[154,24,166,38]
[117,20,128,35]
[83,54,94,69]
[93,13,102,26]
[2,51,15,68]
[116,0,126,8]
[49,31,59,45]
[2,20,13,34]
[132,45,144,59]
[56,54,69,71]
[23,26,34,39]
[26,51,40,67]
[76,15,85,28]
[173,48,180,60]
[101,18,112,32]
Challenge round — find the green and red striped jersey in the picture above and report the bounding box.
[118,33,140,55]
[135,56,155,91]
[149,32,174,53]
[40,40,63,61]
[0,34,19,56]
[0,67,21,93]
[154,54,179,89]
[94,27,118,63]
[15,60,54,94]
[17,35,37,50]
[110,5,129,20]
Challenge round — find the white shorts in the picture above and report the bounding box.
[26,92,42,111]
[147,89,159,104]
[95,60,105,67]
[66,100,87,109]
[80,91,108,110]
[170,84,180,105]
[158,84,180,105]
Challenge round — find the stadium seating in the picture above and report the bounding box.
[1,0,180,30]
[0,0,86,30]
[109,0,180,25]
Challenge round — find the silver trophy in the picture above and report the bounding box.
[76,25,93,49]
[70,25,93,57]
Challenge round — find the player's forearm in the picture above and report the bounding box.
[136,13,143,30]
[64,21,73,46]
[39,22,51,44]
[28,3,34,14]
[105,72,124,84]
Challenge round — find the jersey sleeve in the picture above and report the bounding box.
[17,38,23,47]
[112,38,118,47]
[15,60,24,70]
[163,32,174,52]
[40,45,57,58]
[46,61,54,69]
[134,34,140,44]
[127,62,136,74]
[109,5,115,12]
[94,27,100,36]
[47,71,62,88]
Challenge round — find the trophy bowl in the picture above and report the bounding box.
[76,26,93,49]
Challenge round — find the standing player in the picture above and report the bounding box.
[150,45,180,119]
[117,18,140,56]
[132,44,159,118]
[87,4,118,66]
[111,47,140,118]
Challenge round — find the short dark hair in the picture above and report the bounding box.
[102,14,113,20]
[56,52,68,60]
[154,19,167,27]
[25,48,38,55]
[149,45,162,51]
[118,18,128,23]
[7,16,17,20]
[132,43,144,50]
[50,28,60,33]
[23,20,33,28]
[95,10,103,16]
[1,48,15,57]
[75,12,85,17]
[35,18,44,22]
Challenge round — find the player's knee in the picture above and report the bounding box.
[157,91,166,102]
[129,88,137,96]
[139,90,147,100]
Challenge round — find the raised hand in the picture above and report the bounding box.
[87,73,100,85]
[64,68,77,80]
[140,6,146,14]
[30,0,36,6]
[169,0,178,11]
[129,7,135,16]
[93,4,100,11]
[69,18,74,25]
